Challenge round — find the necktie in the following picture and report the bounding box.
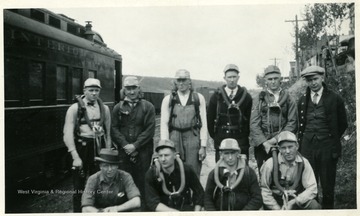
[313,93,319,105]
[87,101,95,106]
[229,90,234,99]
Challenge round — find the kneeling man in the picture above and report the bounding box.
[204,138,262,210]
[260,131,321,210]
[145,139,204,211]
[81,149,141,212]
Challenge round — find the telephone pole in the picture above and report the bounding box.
[270,57,281,66]
[285,15,307,78]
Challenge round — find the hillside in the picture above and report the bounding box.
[124,75,260,95]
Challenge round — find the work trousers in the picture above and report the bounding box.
[254,145,273,173]
[301,133,338,209]
[72,137,103,212]
[118,143,153,211]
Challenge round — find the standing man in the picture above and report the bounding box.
[204,138,262,211]
[63,78,112,212]
[81,148,141,212]
[207,64,253,162]
[250,65,298,170]
[145,139,204,211]
[260,131,321,210]
[160,69,208,177]
[111,76,155,209]
[298,65,348,209]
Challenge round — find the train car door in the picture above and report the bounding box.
[114,60,122,103]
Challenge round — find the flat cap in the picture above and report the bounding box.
[277,131,298,145]
[300,65,325,77]
[175,69,191,79]
[219,138,241,151]
[124,76,140,87]
[264,65,281,76]
[223,64,239,74]
[155,139,176,152]
[84,78,101,88]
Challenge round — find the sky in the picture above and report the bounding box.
[1,0,354,89]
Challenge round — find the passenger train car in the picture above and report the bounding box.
[4,8,122,204]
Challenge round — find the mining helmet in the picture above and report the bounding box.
[219,138,241,151]
[84,78,101,88]
[264,65,281,76]
[277,131,298,145]
[175,69,191,79]
[155,139,176,152]
[123,76,140,87]
[223,64,239,74]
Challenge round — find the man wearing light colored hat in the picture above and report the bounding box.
[250,65,298,172]
[204,138,262,211]
[63,78,112,212]
[298,65,348,209]
[111,76,155,210]
[82,148,141,212]
[145,139,204,211]
[260,131,321,210]
[207,64,253,162]
[160,69,208,178]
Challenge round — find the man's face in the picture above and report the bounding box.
[265,73,281,91]
[224,71,239,89]
[175,78,191,93]
[221,150,240,166]
[305,74,324,92]
[157,148,176,170]
[100,162,118,179]
[279,141,299,163]
[83,87,100,102]
[124,86,140,100]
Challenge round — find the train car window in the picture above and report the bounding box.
[49,16,61,29]
[56,66,68,101]
[29,61,44,101]
[4,57,22,104]
[67,23,77,35]
[88,70,96,78]
[72,68,83,96]
[30,9,45,23]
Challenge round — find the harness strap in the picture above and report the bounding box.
[153,154,186,196]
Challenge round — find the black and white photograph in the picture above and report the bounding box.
[1,0,357,214]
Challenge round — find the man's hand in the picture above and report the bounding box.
[102,206,118,212]
[198,147,206,161]
[283,199,296,210]
[72,157,83,168]
[262,140,275,154]
[123,144,136,155]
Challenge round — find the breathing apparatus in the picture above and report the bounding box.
[270,142,304,210]
[152,152,186,196]
[213,153,247,210]
[214,87,248,133]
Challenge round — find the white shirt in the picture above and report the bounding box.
[160,90,208,147]
[267,88,282,102]
[311,87,324,104]
[224,86,238,98]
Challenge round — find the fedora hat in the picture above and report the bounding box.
[95,148,120,164]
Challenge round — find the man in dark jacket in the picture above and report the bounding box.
[207,64,253,162]
[298,65,348,209]
[204,138,262,211]
[111,76,155,210]
[250,65,298,170]
[145,139,204,211]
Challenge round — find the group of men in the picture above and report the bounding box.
[63,63,347,212]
